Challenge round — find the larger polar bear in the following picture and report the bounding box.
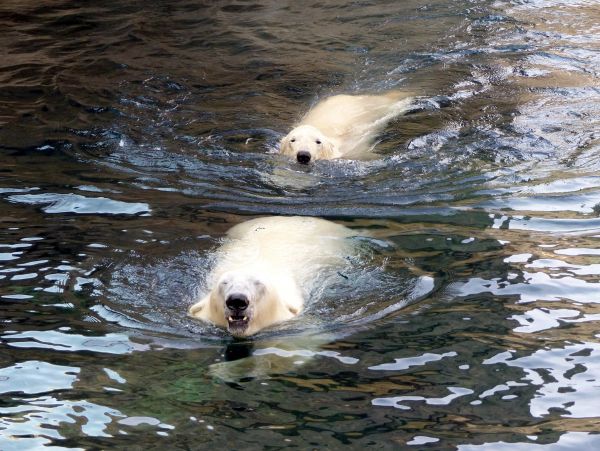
[189,216,357,337]
[279,91,415,164]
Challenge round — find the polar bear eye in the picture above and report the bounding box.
[290,138,296,142]
[316,139,322,144]
[252,279,266,293]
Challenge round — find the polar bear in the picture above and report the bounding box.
[279,91,415,164]
[188,216,357,337]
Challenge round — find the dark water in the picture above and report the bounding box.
[1,0,600,449]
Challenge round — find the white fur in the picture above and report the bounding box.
[189,216,355,337]
[280,92,414,162]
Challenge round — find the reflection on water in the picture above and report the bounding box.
[8,192,151,215]
[1,0,600,448]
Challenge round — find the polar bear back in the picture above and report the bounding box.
[300,93,414,156]
[214,216,355,287]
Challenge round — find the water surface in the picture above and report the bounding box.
[1,0,600,449]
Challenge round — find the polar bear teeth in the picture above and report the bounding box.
[228,316,248,322]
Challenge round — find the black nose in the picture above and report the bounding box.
[226,294,249,311]
[296,151,311,164]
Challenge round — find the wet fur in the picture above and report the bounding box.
[189,216,355,337]
[280,92,414,162]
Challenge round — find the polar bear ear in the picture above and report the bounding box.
[279,134,292,156]
[281,289,303,318]
[189,294,210,318]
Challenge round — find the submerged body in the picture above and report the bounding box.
[280,92,414,163]
[189,216,356,337]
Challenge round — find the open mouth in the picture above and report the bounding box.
[227,314,249,331]
[225,293,251,334]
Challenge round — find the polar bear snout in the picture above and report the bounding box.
[296,150,311,164]
[224,292,252,335]
[226,294,249,312]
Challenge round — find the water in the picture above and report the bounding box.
[1,0,600,448]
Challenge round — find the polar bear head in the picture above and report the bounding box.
[189,269,302,337]
[280,125,338,164]
[216,270,266,336]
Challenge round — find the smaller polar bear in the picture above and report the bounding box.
[279,91,414,164]
[189,216,356,337]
